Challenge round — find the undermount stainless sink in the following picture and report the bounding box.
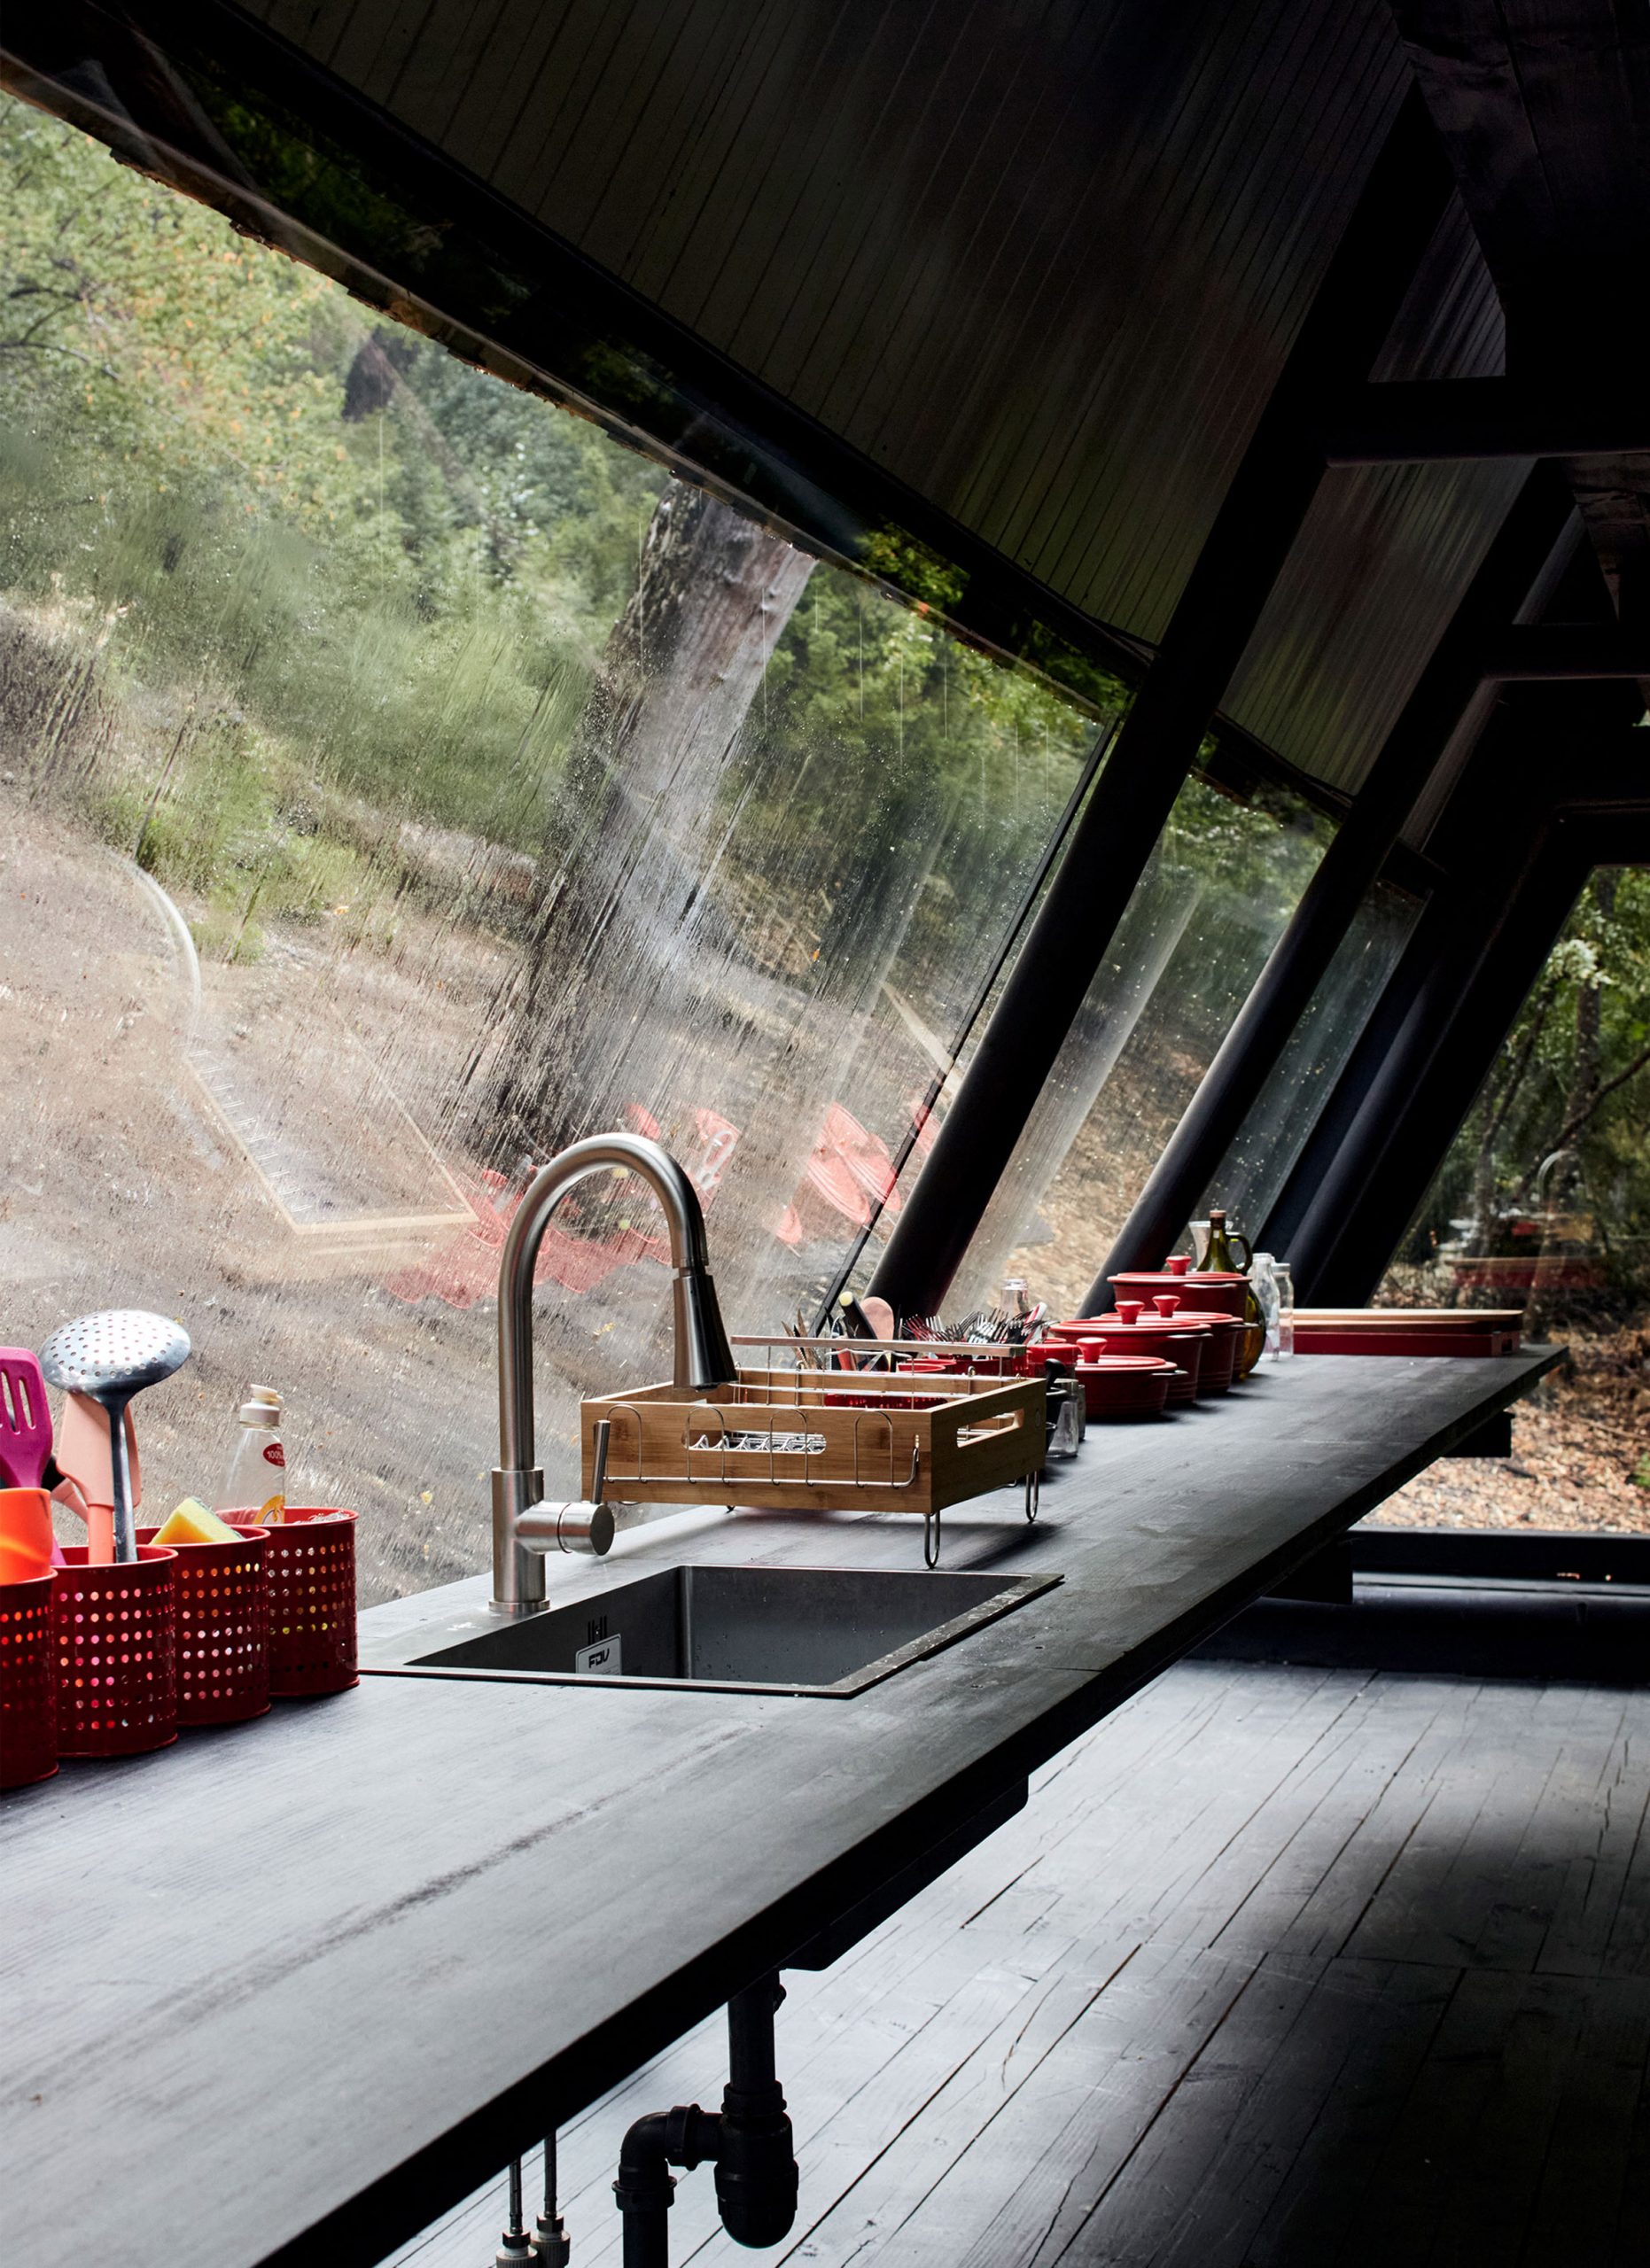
[362,1565,1062,1697]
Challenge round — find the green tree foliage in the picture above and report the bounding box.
[0,93,665,874]
[0,89,1125,989]
[1410,867,1650,1291]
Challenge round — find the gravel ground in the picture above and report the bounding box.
[1366,1320,1650,1534]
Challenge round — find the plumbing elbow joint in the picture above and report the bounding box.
[612,1976,798,2264]
[712,2088,798,2249]
[613,2105,721,2268]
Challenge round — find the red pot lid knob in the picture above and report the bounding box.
[1115,1300,1143,1325]
[1164,1254,1191,1276]
[1153,1293,1181,1317]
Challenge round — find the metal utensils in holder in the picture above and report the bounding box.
[39,1311,191,1562]
[51,1544,178,1757]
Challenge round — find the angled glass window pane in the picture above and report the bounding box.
[1377,867,1650,1317]
[1203,877,1421,1238]
[0,98,1118,1597]
[948,777,1331,1320]
[1369,866,1648,1534]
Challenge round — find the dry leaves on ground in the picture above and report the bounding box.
[1369,1320,1650,1534]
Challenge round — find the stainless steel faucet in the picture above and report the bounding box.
[491,1132,737,1616]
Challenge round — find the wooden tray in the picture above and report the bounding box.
[581,1368,1044,1523]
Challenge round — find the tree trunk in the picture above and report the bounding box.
[474,480,813,1161]
[1526,872,1615,1336]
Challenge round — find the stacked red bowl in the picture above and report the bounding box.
[1063,1352,1177,1420]
[1055,1309,1204,1402]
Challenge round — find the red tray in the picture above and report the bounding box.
[1294,1324,1521,1357]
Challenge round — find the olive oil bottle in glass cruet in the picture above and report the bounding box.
[1204,1208,1265,1378]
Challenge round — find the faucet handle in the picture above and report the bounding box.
[515,1491,615,1557]
[513,1425,615,1560]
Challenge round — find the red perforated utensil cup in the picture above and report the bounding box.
[51,1545,176,1758]
[261,1509,357,1697]
[1,1572,58,1787]
[136,1524,269,1726]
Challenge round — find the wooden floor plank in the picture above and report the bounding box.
[1537,1720,1650,1979]
[381,1658,1650,2268]
[1241,1958,1460,2267]
[928,1944,1259,2268]
[1519,1976,1650,2267]
[1341,1683,1577,1969]
[1044,1948,1328,2266]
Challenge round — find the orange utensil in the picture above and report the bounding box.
[53,1393,139,1565]
[0,1487,56,1583]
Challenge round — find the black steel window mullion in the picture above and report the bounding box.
[1086,465,1580,1306]
[868,87,1456,1320]
[1288,819,1587,1304]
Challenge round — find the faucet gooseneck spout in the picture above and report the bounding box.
[491,1133,737,1616]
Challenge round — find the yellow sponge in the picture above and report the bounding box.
[150,1498,242,1547]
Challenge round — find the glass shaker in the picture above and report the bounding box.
[1273,1262,1296,1359]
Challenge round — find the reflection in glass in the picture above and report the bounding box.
[1209,879,1420,1237]
[0,98,1114,1599]
[949,779,1331,1319]
[1380,867,1650,1321]
[1369,867,1649,1537]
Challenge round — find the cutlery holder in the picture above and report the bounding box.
[0,1572,58,1788]
[137,1524,269,1725]
[263,1509,358,1696]
[51,1546,177,1758]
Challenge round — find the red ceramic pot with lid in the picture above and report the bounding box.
[1070,1352,1177,1421]
[1109,1267,1249,1320]
[1142,1293,1241,1394]
[1076,1304,1205,1402]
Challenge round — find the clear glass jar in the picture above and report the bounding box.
[1273,1263,1296,1359]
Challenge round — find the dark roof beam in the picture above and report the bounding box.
[1480,626,1650,680]
[866,90,1455,1320]
[1321,378,1650,465]
[1086,466,1578,1303]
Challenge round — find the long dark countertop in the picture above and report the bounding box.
[2,1351,1558,2268]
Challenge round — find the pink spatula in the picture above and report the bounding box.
[0,1353,66,1567]
[0,1349,53,1490]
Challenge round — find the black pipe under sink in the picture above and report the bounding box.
[362,1565,1061,1697]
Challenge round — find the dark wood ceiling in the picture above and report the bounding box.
[1397,1,1650,633]
[239,0,1520,810]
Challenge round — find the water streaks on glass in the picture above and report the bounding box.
[0,98,1116,1600]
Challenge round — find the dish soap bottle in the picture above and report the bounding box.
[217,1386,285,1524]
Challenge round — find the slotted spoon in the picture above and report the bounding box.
[39,1312,191,1564]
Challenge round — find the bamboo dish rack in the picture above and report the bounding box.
[581,1347,1044,1565]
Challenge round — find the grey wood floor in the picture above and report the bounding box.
[381,1660,1650,2268]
